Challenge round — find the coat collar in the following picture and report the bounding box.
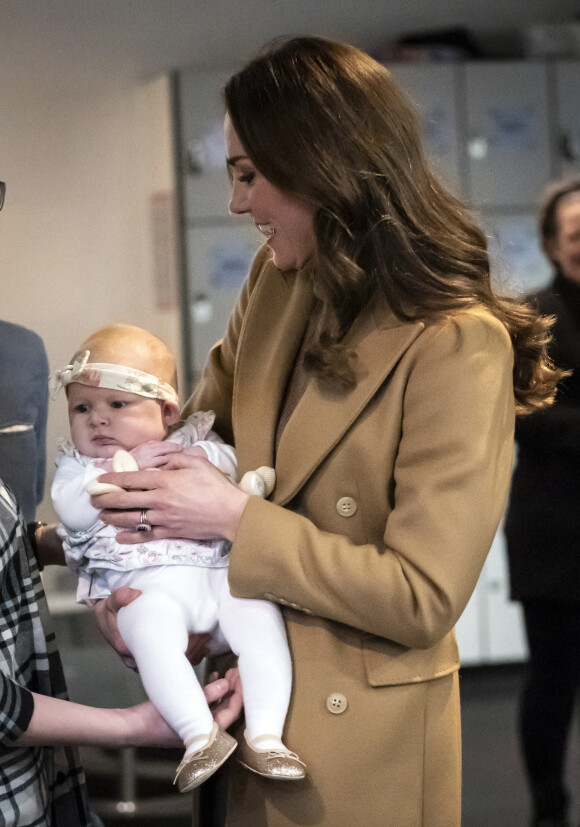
[232,262,424,505]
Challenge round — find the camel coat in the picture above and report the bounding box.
[187,247,515,827]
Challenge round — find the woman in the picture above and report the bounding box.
[93,37,561,827]
[504,176,580,827]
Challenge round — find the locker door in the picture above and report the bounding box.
[179,68,233,221]
[456,530,528,665]
[483,530,527,663]
[178,69,263,378]
[387,63,463,197]
[484,211,552,294]
[455,580,486,665]
[187,223,262,376]
[554,60,580,178]
[464,62,552,208]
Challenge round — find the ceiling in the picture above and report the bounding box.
[1,0,579,87]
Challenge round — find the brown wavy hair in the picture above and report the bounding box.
[224,36,562,413]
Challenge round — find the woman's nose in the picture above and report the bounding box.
[229,184,249,215]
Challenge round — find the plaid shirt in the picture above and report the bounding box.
[0,482,91,826]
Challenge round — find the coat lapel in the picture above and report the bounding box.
[274,298,425,505]
[232,267,316,473]
[232,263,425,504]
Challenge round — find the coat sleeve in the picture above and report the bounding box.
[228,313,516,650]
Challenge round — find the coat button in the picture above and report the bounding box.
[336,496,357,517]
[326,692,348,714]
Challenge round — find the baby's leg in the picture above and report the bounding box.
[217,581,292,742]
[118,590,214,751]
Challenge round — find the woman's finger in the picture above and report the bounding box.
[203,677,231,706]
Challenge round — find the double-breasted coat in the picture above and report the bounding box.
[187,247,516,826]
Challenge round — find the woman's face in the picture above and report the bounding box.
[224,114,316,272]
[548,195,580,285]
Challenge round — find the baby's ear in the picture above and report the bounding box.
[162,400,181,428]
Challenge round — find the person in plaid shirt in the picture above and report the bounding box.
[0,481,93,825]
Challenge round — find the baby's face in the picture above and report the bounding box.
[67,383,167,459]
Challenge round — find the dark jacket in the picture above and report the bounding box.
[0,321,48,521]
[505,272,580,602]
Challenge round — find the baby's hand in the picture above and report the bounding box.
[130,440,182,469]
[181,445,209,460]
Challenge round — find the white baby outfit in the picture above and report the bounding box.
[51,412,292,748]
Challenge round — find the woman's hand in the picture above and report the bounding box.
[124,700,183,748]
[95,587,214,671]
[91,454,249,544]
[112,670,243,747]
[35,523,66,567]
[94,588,142,669]
[205,668,244,730]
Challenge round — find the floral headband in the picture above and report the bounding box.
[50,349,179,406]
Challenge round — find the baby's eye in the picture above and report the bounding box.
[110,400,126,409]
[74,404,88,414]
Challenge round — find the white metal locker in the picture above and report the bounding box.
[464,61,552,208]
[387,62,464,197]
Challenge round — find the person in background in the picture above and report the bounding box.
[0,195,48,524]
[505,176,580,827]
[88,39,562,827]
[0,319,47,522]
[0,180,236,826]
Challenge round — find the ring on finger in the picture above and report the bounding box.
[135,509,152,533]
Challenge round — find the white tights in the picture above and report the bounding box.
[112,566,292,748]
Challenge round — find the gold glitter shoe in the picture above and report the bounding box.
[174,723,238,793]
[237,731,306,780]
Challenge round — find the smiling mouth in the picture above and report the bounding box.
[257,224,275,238]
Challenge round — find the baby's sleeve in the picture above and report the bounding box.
[195,436,238,481]
[51,456,106,531]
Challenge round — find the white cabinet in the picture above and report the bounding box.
[178,69,262,376]
[463,62,553,208]
[388,63,463,197]
[484,211,552,293]
[187,223,260,375]
[179,69,232,221]
[456,530,528,665]
[554,61,580,178]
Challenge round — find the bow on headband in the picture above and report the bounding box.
[49,349,179,406]
[49,350,91,397]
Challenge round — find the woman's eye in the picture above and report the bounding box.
[238,172,255,184]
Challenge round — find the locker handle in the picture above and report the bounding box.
[559,132,580,162]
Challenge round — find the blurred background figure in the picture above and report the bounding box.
[505,175,580,827]
[0,191,49,524]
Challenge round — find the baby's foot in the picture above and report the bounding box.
[238,466,276,498]
[237,731,306,780]
[174,723,238,793]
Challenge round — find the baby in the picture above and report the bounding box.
[50,324,305,792]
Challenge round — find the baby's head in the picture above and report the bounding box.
[55,324,181,459]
